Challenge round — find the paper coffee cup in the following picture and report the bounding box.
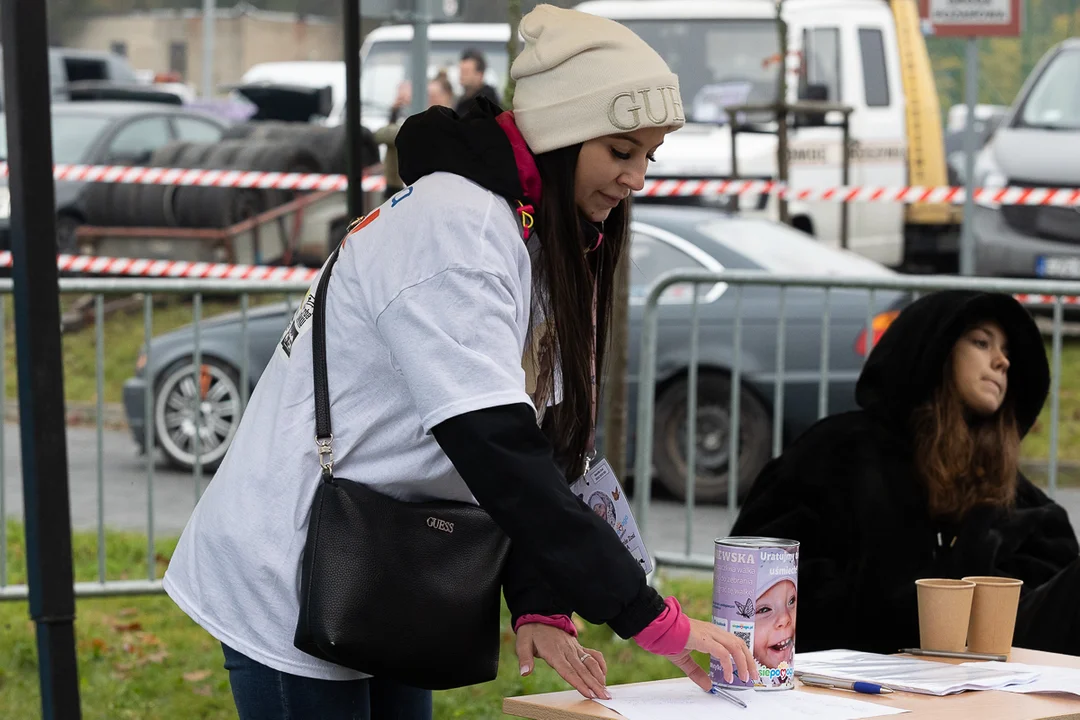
[963,576,1023,656]
[915,578,976,652]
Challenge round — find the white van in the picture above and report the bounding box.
[355,2,955,269]
[359,23,511,132]
[574,0,914,266]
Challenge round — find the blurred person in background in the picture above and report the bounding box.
[455,47,501,115]
[375,72,456,201]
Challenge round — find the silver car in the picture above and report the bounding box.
[973,38,1080,279]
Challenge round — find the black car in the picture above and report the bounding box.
[0,100,229,250]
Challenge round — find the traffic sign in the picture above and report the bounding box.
[919,0,1023,37]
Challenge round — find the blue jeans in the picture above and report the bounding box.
[222,643,433,720]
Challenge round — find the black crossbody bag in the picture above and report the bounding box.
[293,247,512,690]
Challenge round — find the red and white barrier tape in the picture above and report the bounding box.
[0,161,384,194]
[1014,294,1080,306]
[0,251,319,282]
[2,161,1079,205]
[639,179,1080,206]
[3,251,1080,307]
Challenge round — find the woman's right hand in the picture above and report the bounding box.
[668,618,759,691]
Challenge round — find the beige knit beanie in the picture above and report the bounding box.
[511,4,685,154]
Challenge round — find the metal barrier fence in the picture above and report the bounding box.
[0,277,311,601]
[633,271,1080,572]
[0,272,1078,600]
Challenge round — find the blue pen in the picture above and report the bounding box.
[710,685,749,708]
[798,675,894,695]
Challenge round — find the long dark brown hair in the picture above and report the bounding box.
[911,349,1021,520]
[528,143,630,479]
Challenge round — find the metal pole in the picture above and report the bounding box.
[775,4,791,225]
[729,118,740,214]
[0,0,82,714]
[959,36,979,276]
[840,113,851,250]
[201,0,216,100]
[344,0,363,219]
[410,0,431,117]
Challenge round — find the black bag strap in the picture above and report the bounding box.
[312,247,341,477]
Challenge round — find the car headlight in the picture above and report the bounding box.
[973,153,1007,209]
[135,349,147,373]
[0,187,9,220]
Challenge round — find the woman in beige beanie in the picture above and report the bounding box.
[163,5,755,719]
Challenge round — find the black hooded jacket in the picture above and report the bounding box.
[731,291,1080,655]
[393,100,665,638]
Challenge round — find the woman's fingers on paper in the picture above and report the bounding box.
[685,620,735,683]
[552,653,597,699]
[567,646,610,700]
[670,651,714,691]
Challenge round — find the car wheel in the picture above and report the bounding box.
[154,357,242,472]
[653,372,770,504]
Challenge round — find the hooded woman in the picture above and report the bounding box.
[731,290,1080,657]
[162,6,756,719]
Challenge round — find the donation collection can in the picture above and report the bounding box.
[710,536,799,690]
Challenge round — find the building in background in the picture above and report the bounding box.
[66,3,342,97]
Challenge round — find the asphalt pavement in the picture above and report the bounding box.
[2,422,1080,564]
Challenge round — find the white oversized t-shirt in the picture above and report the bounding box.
[163,173,538,680]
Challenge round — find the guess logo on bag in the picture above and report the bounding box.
[427,516,454,534]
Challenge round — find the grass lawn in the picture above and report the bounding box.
[1020,340,1080,468]
[0,522,711,719]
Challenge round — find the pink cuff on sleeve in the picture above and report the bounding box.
[513,614,578,637]
[633,596,691,657]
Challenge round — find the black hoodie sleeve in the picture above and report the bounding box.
[944,475,1080,585]
[501,542,574,628]
[431,403,665,639]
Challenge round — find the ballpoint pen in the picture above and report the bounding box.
[710,685,749,708]
[798,675,894,695]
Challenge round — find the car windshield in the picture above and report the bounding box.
[361,40,509,113]
[1018,48,1080,130]
[0,112,112,163]
[618,19,780,124]
[695,218,893,277]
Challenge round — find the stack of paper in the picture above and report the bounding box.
[795,650,1040,696]
[961,662,1080,697]
[594,678,909,720]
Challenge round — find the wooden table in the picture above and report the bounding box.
[503,648,1080,720]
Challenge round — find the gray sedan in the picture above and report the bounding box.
[123,204,908,503]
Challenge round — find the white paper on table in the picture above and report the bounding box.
[592,678,909,720]
[960,662,1080,697]
[795,650,1040,696]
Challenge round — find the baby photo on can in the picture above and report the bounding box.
[711,537,799,690]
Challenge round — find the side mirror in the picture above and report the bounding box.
[982,113,1005,146]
